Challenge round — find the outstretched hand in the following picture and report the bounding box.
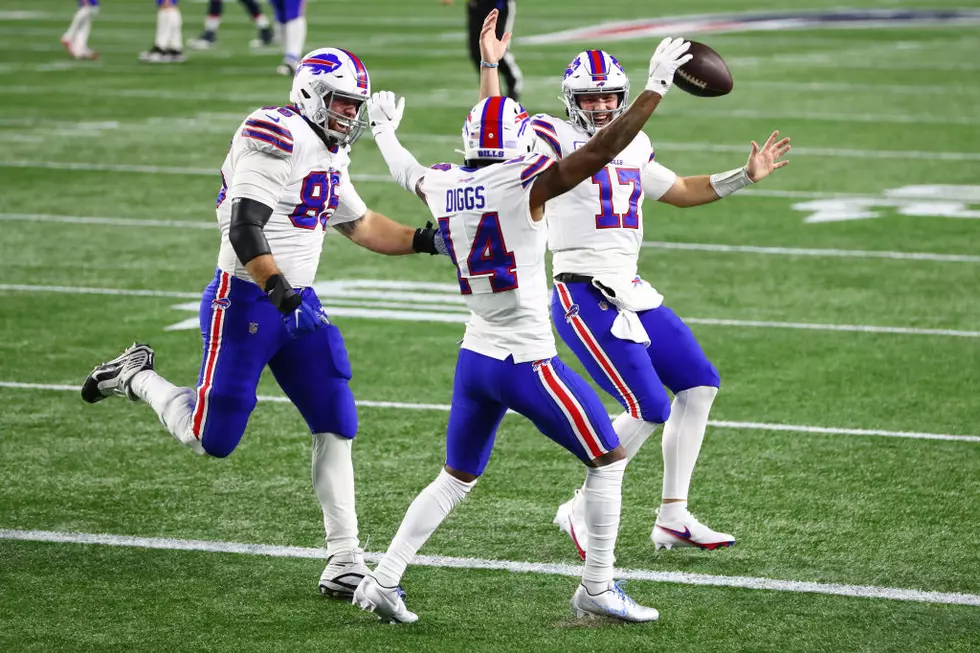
[746,130,791,182]
[479,9,511,65]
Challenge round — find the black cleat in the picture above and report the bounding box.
[81,343,155,404]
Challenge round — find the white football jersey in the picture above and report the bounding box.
[421,154,558,363]
[216,106,367,288]
[530,114,677,277]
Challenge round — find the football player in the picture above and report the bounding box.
[352,37,694,623]
[81,49,448,599]
[139,0,185,63]
[267,0,307,76]
[61,0,99,60]
[189,0,274,50]
[476,12,791,555]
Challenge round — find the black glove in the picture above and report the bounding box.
[412,221,450,256]
[265,274,302,314]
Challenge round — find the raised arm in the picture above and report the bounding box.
[529,38,692,211]
[477,9,508,101]
[368,91,429,201]
[657,130,791,207]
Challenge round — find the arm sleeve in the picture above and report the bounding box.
[329,167,369,225]
[373,129,428,194]
[641,156,678,201]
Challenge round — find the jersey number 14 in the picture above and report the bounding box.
[438,212,517,295]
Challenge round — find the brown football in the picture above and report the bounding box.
[674,41,733,97]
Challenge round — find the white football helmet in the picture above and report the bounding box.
[290,48,371,147]
[561,50,630,135]
[461,96,533,165]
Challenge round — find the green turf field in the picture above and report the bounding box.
[1,0,979,650]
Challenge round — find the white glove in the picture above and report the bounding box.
[645,37,693,97]
[368,91,405,136]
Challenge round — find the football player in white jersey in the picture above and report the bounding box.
[352,36,695,624]
[475,12,791,555]
[81,48,449,599]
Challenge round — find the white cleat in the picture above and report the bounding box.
[571,582,660,623]
[81,343,155,403]
[652,510,735,551]
[553,489,588,560]
[318,548,369,599]
[352,575,418,624]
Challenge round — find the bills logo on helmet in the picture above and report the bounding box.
[563,57,582,80]
[299,53,344,74]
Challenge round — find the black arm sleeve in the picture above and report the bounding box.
[228,197,274,264]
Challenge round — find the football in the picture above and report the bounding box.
[674,41,733,97]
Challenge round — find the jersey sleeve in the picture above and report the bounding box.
[329,166,368,225]
[227,110,295,208]
[640,137,678,200]
[529,114,562,159]
[518,152,557,190]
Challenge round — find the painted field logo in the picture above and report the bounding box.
[794,185,980,223]
[166,279,468,331]
[521,9,980,44]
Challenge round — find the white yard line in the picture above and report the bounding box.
[1,381,978,443]
[640,241,980,263]
[2,213,975,263]
[3,283,977,338]
[1,528,977,606]
[0,162,947,202]
[0,213,216,229]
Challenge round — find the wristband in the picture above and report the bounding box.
[480,60,499,69]
[413,223,439,255]
[709,166,753,198]
[265,274,302,314]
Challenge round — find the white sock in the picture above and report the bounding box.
[255,14,270,29]
[658,500,688,525]
[312,432,359,558]
[581,458,626,594]
[282,17,306,63]
[73,6,97,53]
[662,385,718,502]
[613,413,657,462]
[167,7,183,51]
[204,15,221,32]
[374,470,474,587]
[63,7,87,40]
[153,9,168,49]
[130,370,204,455]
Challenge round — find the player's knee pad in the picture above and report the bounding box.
[675,385,719,412]
[636,394,671,425]
[303,380,358,439]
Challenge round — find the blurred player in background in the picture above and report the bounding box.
[268,0,307,76]
[189,0,275,50]
[353,35,694,624]
[476,14,791,555]
[81,49,449,598]
[139,0,185,63]
[442,0,522,100]
[61,0,99,60]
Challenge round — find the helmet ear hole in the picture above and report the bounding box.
[301,89,311,99]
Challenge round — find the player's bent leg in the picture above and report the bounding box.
[640,305,733,550]
[551,282,670,424]
[190,270,276,457]
[268,305,365,594]
[357,350,503,623]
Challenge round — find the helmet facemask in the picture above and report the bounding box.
[301,84,367,147]
[562,86,629,135]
